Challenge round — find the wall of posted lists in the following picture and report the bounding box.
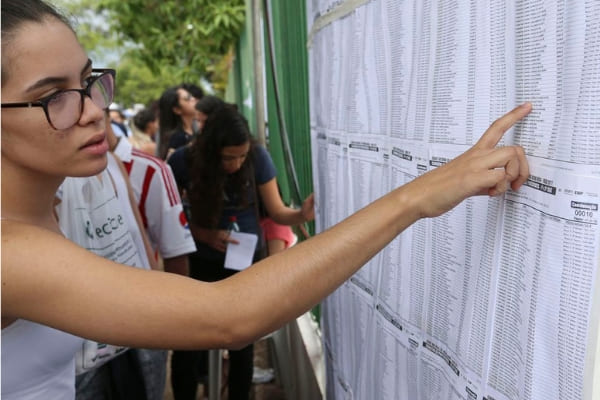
[307,1,600,399]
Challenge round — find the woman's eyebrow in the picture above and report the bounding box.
[25,59,93,93]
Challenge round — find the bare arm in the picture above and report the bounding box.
[1,103,531,351]
[0,186,418,351]
[258,179,314,226]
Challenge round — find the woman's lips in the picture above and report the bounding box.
[80,134,109,155]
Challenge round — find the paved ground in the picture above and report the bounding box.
[163,338,286,400]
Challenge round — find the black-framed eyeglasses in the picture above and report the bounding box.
[1,68,116,130]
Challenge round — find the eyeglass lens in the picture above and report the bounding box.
[48,73,115,130]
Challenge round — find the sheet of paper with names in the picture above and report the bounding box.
[309,0,600,399]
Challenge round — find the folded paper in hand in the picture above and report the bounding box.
[225,231,258,271]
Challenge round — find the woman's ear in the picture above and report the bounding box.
[172,105,182,116]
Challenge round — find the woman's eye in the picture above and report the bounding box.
[82,76,94,89]
[46,91,69,105]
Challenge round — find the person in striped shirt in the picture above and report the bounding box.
[109,122,197,276]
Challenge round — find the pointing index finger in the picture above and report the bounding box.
[476,102,532,149]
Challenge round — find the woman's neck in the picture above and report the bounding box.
[181,116,195,135]
[1,156,64,230]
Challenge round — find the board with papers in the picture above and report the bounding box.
[307,1,600,399]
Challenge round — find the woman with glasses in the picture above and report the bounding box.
[0,1,531,399]
[157,85,199,160]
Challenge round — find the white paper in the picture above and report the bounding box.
[308,1,600,399]
[224,231,258,271]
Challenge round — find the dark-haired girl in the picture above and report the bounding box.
[167,105,314,399]
[157,85,198,160]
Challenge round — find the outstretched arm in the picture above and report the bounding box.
[1,103,531,351]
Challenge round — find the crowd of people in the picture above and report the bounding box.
[48,73,309,399]
[1,1,532,400]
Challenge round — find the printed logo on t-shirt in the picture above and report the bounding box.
[179,210,190,229]
[85,215,125,239]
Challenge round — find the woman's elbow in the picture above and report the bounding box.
[217,323,260,350]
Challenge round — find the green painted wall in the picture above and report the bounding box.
[227,0,313,229]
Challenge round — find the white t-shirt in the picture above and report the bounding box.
[105,153,152,268]
[113,139,196,258]
[55,166,150,375]
[56,167,148,269]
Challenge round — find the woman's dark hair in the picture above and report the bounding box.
[181,83,204,100]
[133,108,157,133]
[1,0,72,85]
[195,95,226,116]
[157,85,183,159]
[187,105,256,228]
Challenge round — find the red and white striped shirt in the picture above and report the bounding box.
[114,139,196,259]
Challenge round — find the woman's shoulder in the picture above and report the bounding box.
[252,143,268,155]
[251,144,272,163]
[167,146,188,165]
[166,146,193,185]
[251,145,277,182]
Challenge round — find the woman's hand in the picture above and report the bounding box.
[191,226,240,252]
[406,102,532,219]
[207,230,240,253]
[301,193,315,222]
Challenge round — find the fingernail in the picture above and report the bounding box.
[520,102,530,108]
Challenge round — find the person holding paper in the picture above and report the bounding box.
[167,104,314,400]
[1,1,531,399]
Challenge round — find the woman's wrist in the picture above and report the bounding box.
[298,209,307,224]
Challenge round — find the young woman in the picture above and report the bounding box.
[195,94,226,132]
[157,85,198,160]
[167,105,314,400]
[196,96,299,255]
[0,1,531,399]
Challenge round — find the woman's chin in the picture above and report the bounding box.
[69,156,108,178]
